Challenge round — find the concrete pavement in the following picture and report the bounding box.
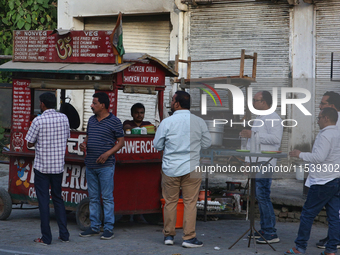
[0,163,329,255]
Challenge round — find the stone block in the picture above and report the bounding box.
[319,216,327,224]
[281,207,289,213]
[287,212,295,219]
[274,209,281,216]
[318,210,327,217]
[279,212,288,218]
[286,218,294,222]
[294,212,301,219]
[278,218,286,222]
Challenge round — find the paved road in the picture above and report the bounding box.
[0,163,329,255]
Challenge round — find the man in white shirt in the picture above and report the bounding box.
[286,107,340,255]
[153,91,211,248]
[240,91,283,244]
[319,91,340,129]
[315,91,340,249]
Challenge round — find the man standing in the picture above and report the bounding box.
[123,103,152,131]
[153,91,211,248]
[79,92,124,240]
[240,91,283,244]
[315,91,340,249]
[286,107,340,255]
[25,92,70,245]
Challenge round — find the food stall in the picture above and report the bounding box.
[0,30,178,229]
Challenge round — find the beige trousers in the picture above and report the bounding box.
[161,171,202,240]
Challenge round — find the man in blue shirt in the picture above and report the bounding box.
[153,91,211,248]
[79,92,124,240]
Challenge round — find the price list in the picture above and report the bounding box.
[13,30,116,63]
[12,79,31,131]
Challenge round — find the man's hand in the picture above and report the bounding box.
[240,129,251,138]
[289,149,301,158]
[79,142,87,152]
[96,152,110,164]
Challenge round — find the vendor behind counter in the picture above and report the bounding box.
[123,103,153,131]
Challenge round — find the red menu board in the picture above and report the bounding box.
[122,63,165,86]
[12,79,31,131]
[13,30,116,63]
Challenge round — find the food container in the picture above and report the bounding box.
[131,127,141,135]
[143,125,155,134]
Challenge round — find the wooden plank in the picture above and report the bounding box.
[187,56,191,79]
[252,52,258,79]
[239,49,245,78]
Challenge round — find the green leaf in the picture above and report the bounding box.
[40,17,45,23]
[27,0,33,4]
[19,8,24,16]
[33,4,38,10]
[0,127,4,133]
[17,18,25,29]
[46,14,51,22]
[4,48,11,55]
[0,134,3,140]
[2,17,9,25]
[36,0,43,4]
[26,13,31,23]
[9,0,15,10]
[24,22,31,30]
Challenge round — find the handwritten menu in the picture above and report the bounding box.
[13,30,116,63]
[12,79,31,131]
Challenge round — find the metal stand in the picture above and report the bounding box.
[228,178,276,251]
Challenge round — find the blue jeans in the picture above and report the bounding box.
[295,178,340,254]
[34,169,69,244]
[86,166,115,232]
[255,178,276,235]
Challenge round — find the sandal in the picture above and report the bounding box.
[34,237,49,245]
[284,247,304,254]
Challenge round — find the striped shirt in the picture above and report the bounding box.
[85,113,124,168]
[25,109,70,174]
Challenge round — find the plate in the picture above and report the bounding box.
[236,149,250,152]
[261,151,282,154]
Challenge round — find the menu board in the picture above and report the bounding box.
[122,63,165,86]
[13,30,116,64]
[12,79,31,131]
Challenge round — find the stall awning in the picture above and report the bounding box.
[0,53,178,77]
[0,61,133,75]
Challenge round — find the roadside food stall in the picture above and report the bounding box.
[0,30,178,229]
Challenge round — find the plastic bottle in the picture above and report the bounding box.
[141,127,147,135]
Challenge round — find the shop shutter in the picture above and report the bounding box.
[314,0,340,136]
[188,1,291,162]
[83,14,171,129]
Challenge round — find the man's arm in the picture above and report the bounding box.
[153,121,166,151]
[27,142,35,148]
[96,137,125,164]
[298,135,331,164]
[79,136,88,152]
[201,121,212,149]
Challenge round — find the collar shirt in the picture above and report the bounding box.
[299,125,340,187]
[25,109,70,174]
[246,112,283,166]
[153,110,212,177]
[85,113,124,169]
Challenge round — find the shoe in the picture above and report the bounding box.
[316,236,340,249]
[100,230,114,240]
[284,247,305,254]
[34,237,49,245]
[248,230,264,239]
[256,234,280,244]
[79,228,100,237]
[164,236,174,245]
[58,236,69,243]
[316,237,329,249]
[182,237,203,248]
